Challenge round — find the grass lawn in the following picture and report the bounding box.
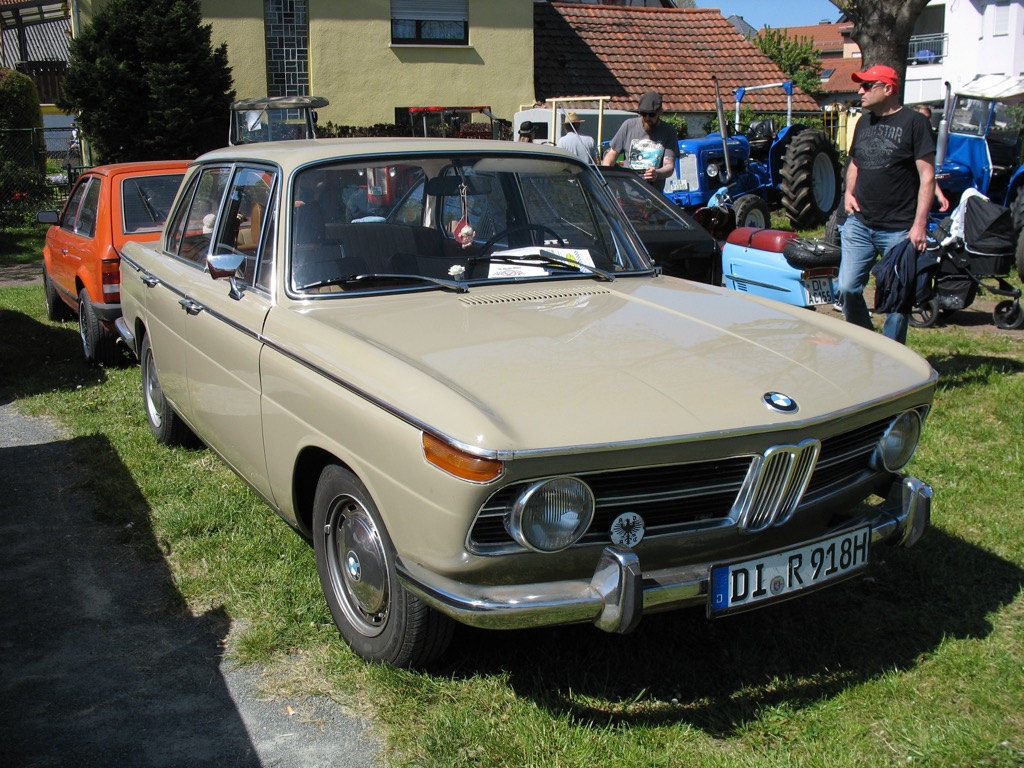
[1,239,1022,767]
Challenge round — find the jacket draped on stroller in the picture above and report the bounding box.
[909,190,1023,329]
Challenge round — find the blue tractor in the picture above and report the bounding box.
[664,80,842,231]
[931,75,1024,278]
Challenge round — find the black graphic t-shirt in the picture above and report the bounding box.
[850,107,935,230]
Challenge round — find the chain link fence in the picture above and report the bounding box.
[1,126,87,226]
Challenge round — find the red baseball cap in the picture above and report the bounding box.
[852,65,900,88]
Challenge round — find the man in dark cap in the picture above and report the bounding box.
[517,121,536,142]
[602,91,677,187]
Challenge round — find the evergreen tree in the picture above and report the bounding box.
[755,27,823,97]
[59,0,235,163]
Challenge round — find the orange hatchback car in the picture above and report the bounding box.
[38,161,188,365]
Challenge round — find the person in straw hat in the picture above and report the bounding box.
[556,112,596,162]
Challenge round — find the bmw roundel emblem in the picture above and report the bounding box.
[763,392,798,413]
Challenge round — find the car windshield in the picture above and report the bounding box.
[602,170,698,234]
[288,152,652,295]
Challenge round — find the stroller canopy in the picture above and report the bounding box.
[962,194,1016,256]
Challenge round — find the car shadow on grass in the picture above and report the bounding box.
[926,351,1024,390]
[0,428,263,766]
[440,524,1022,737]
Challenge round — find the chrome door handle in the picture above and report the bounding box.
[179,298,202,315]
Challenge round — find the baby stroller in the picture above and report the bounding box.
[910,191,1023,330]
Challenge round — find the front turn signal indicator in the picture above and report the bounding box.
[422,433,503,483]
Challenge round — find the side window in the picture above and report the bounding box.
[166,167,231,265]
[60,178,90,233]
[213,166,277,288]
[75,177,102,238]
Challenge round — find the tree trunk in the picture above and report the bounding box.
[831,0,933,100]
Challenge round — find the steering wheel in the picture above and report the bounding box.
[477,224,567,256]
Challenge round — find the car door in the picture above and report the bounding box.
[182,165,277,500]
[50,175,102,303]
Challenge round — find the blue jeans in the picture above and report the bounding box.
[838,215,910,344]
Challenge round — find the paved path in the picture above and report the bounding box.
[0,399,382,768]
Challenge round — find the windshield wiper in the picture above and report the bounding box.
[468,249,615,282]
[297,272,468,293]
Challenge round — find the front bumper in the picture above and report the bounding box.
[397,474,932,634]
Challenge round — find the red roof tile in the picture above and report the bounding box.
[819,57,866,98]
[535,2,820,114]
[769,22,855,56]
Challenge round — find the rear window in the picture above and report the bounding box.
[120,174,185,234]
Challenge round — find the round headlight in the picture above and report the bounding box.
[507,477,595,553]
[706,162,720,178]
[873,410,922,472]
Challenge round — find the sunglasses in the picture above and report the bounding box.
[639,111,659,118]
[858,81,887,91]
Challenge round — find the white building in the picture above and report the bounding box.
[904,0,1024,103]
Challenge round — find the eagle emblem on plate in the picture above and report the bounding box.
[610,512,645,547]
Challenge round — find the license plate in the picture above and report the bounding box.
[709,527,870,617]
[804,276,835,305]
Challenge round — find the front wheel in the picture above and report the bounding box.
[993,300,1024,330]
[43,262,74,322]
[732,195,770,229]
[909,298,940,328]
[313,465,453,667]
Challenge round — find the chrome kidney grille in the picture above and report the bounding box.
[731,439,820,533]
[469,418,894,555]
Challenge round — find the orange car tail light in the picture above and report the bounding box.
[101,258,121,303]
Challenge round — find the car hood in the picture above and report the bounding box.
[273,277,935,453]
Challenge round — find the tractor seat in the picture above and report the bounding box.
[725,227,797,253]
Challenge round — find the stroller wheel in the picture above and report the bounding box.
[993,300,1024,330]
[910,298,940,328]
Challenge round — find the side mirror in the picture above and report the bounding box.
[207,251,245,280]
[37,211,59,225]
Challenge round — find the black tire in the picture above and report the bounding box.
[733,194,770,229]
[1010,187,1024,233]
[909,298,940,328]
[993,300,1024,330]
[43,262,74,322]
[78,289,119,366]
[824,208,844,249]
[779,129,842,230]
[1016,227,1024,283]
[781,238,842,269]
[140,334,192,445]
[313,465,453,667]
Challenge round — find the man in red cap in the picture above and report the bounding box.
[838,64,936,344]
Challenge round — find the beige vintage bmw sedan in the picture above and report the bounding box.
[118,138,935,667]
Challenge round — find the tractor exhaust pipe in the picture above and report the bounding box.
[713,76,733,183]
[935,81,951,167]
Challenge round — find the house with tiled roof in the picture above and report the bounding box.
[534,2,820,134]
[768,20,861,108]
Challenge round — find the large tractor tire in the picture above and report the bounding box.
[779,129,842,230]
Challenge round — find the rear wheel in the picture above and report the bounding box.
[313,465,453,667]
[1016,227,1024,282]
[733,195,770,229]
[779,130,842,230]
[140,334,191,445]
[78,289,119,366]
[909,298,940,328]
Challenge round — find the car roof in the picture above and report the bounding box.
[83,160,191,177]
[192,137,584,169]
